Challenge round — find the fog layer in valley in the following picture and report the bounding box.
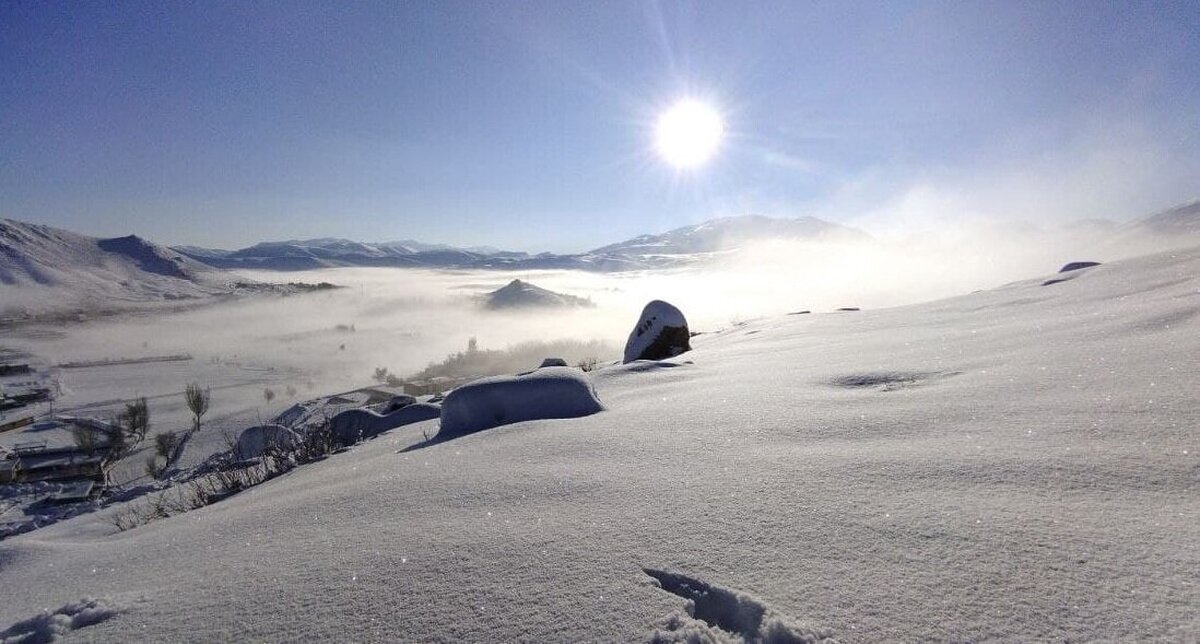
[6,220,1171,398]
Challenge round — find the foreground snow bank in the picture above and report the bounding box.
[438,366,603,438]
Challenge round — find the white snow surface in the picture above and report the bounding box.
[0,247,1197,641]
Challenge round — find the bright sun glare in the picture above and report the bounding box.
[655,99,724,168]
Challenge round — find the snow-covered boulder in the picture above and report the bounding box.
[330,403,442,445]
[437,367,603,438]
[236,425,300,459]
[539,357,568,368]
[623,300,691,363]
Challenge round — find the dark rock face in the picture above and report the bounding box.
[623,300,691,363]
[1059,261,1101,273]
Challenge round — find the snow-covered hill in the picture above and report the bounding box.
[1,244,1196,641]
[1125,199,1200,237]
[0,219,231,315]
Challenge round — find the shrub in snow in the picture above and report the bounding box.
[330,403,441,445]
[437,367,603,438]
[623,300,690,363]
[236,424,299,459]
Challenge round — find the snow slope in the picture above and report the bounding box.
[0,219,230,315]
[0,246,1196,641]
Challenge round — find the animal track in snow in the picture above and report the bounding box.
[643,568,836,644]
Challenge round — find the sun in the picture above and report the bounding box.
[654,99,725,169]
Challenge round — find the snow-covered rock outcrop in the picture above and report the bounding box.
[623,300,691,363]
[437,367,603,438]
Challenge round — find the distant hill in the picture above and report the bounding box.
[587,214,867,257]
[482,279,592,310]
[0,219,230,315]
[1125,200,1200,237]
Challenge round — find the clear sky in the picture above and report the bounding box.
[2,1,1198,252]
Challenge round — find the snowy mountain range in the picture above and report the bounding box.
[172,214,870,272]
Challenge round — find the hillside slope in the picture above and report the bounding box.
[0,219,230,315]
[1,246,1197,641]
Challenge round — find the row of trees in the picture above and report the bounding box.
[73,383,212,481]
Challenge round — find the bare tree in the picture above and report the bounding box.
[106,397,150,463]
[185,383,210,435]
[71,424,100,456]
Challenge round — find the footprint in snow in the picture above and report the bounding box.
[643,568,836,644]
[0,597,123,643]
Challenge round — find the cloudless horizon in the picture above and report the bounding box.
[2,1,1199,252]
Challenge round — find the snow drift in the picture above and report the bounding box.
[329,402,441,445]
[236,425,299,459]
[437,366,604,438]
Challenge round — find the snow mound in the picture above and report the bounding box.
[624,300,691,363]
[330,403,441,445]
[437,367,603,438]
[0,597,123,643]
[236,425,299,459]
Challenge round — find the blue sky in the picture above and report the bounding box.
[2,1,1198,252]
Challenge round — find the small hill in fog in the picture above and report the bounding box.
[482,279,593,310]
